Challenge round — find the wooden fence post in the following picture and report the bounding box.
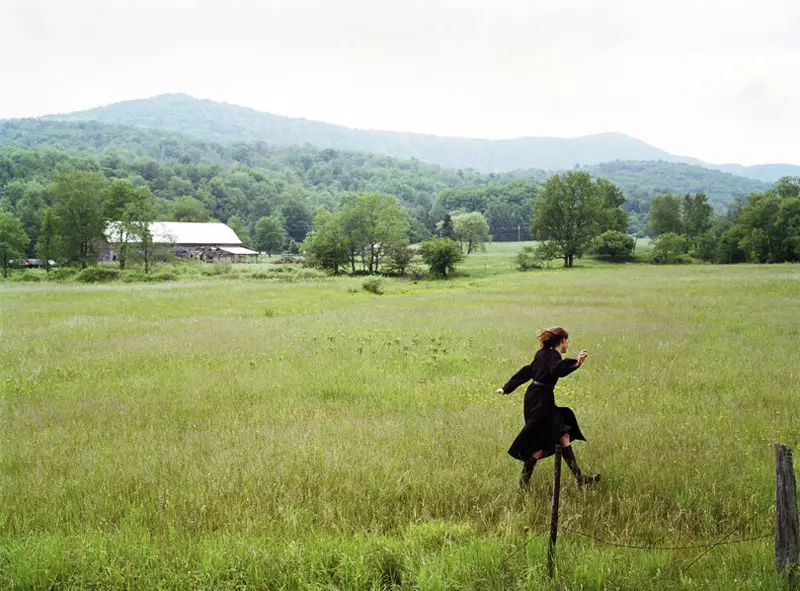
[547,444,562,578]
[775,442,799,583]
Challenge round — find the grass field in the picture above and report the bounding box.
[1,243,798,590]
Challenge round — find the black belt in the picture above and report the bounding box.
[533,380,551,388]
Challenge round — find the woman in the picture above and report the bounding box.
[496,327,599,489]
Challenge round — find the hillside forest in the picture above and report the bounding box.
[0,118,798,277]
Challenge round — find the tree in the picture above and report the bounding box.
[338,193,410,274]
[227,215,250,246]
[253,215,286,256]
[170,196,212,222]
[303,207,348,275]
[531,172,606,268]
[591,230,635,261]
[420,238,464,278]
[452,211,490,254]
[383,242,413,276]
[122,190,158,273]
[648,194,683,236]
[51,171,107,268]
[35,208,63,272]
[14,181,46,255]
[282,200,313,243]
[651,232,686,264]
[681,192,713,249]
[0,212,29,278]
[438,212,454,239]
[596,178,629,233]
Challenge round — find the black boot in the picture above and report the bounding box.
[519,459,537,489]
[561,445,599,486]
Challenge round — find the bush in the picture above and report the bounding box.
[15,271,42,282]
[516,243,557,270]
[146,272,176,282]
[362,277,384,295]
[419,238,464,278]
[591,230,635,261]
[120,271,149,283]
[75,267,120,283]
[48,268,77,281]
[406,263,427,281]
[651,232,688,264]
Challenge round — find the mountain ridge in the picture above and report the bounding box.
[42,93,800,180]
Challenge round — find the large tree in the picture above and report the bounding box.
[531,172,608,268]
[51,171,107,267]
[303,207,348,275]
[0,212,29,278]
[282,200,313,243]
[648,194,683,236]
[253,215,286,256]
[338,193,410,274]
[681,192,713,248]
[35,208,63,272]
[452,211,490,254]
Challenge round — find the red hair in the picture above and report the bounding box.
[538,327,568,349]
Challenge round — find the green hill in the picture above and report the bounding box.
[45,94,702,172]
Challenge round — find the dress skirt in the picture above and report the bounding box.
[507,400,586,461]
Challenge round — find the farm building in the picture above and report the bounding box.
[103,222,260,263]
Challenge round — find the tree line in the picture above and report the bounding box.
[647,177,800,264]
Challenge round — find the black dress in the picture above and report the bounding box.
[503,348,587,461]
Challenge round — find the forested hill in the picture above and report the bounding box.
[45,93,697,172]
[582,161,767,209]
[713,163,800,183]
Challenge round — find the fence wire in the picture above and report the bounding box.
[501,503,774,571]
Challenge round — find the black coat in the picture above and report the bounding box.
[502,348,587,461]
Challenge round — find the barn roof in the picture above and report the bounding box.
[106,222,243,245]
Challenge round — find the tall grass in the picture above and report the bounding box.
[1,256,798,589]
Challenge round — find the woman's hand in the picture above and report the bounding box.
[496,388,505,395]
[576,349,589,367]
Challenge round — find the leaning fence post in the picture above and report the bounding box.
[547,444,563,578]
[775,442,799,583]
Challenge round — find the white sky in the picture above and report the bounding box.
[1,0,798,165]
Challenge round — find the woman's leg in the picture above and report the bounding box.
[559,433,600,486]
[520,449,544,489]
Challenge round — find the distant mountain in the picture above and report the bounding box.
[584,161,768,208]
[711,163,800,183]
[0,119,773,212]
[45,93,710,173]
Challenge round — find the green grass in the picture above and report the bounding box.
[1,246,798,589]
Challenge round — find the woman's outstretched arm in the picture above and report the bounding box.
[498,363,533,395]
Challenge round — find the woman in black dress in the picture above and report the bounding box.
[496,327,600,489]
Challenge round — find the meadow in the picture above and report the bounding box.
[1,243,798,590]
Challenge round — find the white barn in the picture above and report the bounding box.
[104,222,259,263]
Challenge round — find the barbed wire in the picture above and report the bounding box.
[500,503,774,570]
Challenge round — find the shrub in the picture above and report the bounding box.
[591,230,635,261]
[120,271,148,283]
[75,267,120,283]
[419,238,464,278]
[406,263,427,281]
[651,232,688,264]
[362,277,384,295]
[146,272,176,282]
[517,243,557,270]
[15,271,42,282]
[383,244,413,276]
[48,268,77,281]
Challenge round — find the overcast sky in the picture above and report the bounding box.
[2,0,798,165]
